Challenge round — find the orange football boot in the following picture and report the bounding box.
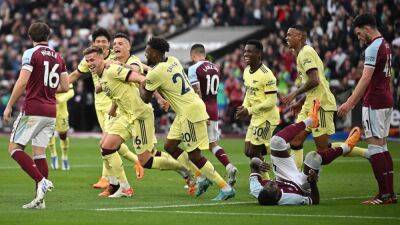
[93,177,109,189]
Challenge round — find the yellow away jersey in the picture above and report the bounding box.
[98,63,153,122]
[78,49,115,111]
[125,55,144,74]
[243,64,280,126]
[296,45,336,111]
[56,84,74,118]
[145,56,208,123]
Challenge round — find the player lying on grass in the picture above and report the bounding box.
[249,99,362,205]
[84,45,195,198]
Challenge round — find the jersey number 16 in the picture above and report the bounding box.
[43,61,60,88]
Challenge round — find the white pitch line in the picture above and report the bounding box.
[93,195,388,212]
[94,201,255,211]
[102,209,400,221]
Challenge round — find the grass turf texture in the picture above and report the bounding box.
[0,136,399,225]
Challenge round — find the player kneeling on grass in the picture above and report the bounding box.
[250,99,362,205]
[84,46,195,198]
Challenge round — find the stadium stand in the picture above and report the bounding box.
[0,0,399,135]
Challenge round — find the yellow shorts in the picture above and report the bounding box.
[245,121,276,147]
[296,107,335,137]
[167,115,209,152]
[55,117,69,133]
[96,108,113,132]
[107,115,156,154]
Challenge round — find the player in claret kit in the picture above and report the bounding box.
[188,44,238,186]
[3,22,69,209]
[338,14,397,205]
[250,100,362,205]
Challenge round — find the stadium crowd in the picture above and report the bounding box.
[0,0,399,132]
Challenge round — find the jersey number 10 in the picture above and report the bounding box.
[43,61,60,88]
[206,74,219,95]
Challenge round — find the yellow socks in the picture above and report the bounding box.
[103,152,128,183]
[199,160,229,190]
[152,156,182,170]
[60,137,69,160]
[118,143,139,163]
[176,151,202,175]
[332,142,367,158]
[48,136,57,157]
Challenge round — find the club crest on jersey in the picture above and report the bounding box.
[302,59,312,66]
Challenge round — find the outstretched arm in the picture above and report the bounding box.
[337,67,374,117]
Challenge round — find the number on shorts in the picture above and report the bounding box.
[205,74,219,95]
[135,136,142,145]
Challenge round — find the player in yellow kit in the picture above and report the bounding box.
[283,25,366,169]
[48,84,74,170]
[68,28,143,189]
[236,40,280,180]
[139,37,235,200]
[83,45,194,198]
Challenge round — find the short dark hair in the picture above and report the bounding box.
[114,32,131,43]
[353,14,377,28]
[246,39,263,52]
[83,45,103,56]
[28,22,50,42]
[148,37,170,54]
[258,189,279,206]
[290,24,307,33]
[190,44,205,55]
[92,27,111,42]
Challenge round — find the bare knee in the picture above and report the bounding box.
[164,139,179,154]
[59,132,67,140]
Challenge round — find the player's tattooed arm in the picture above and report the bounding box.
[57,72,69,93]
[338,67,374,117]
[307,169,320,205]
[68,70,82,84]
[282,68,319,105]
[191,82,202,98]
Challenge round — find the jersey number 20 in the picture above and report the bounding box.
[173,73,190,95]
[43,61,60,88]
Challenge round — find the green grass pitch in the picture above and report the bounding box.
[0,136,399,225]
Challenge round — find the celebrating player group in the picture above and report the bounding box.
[3,13,396,209]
